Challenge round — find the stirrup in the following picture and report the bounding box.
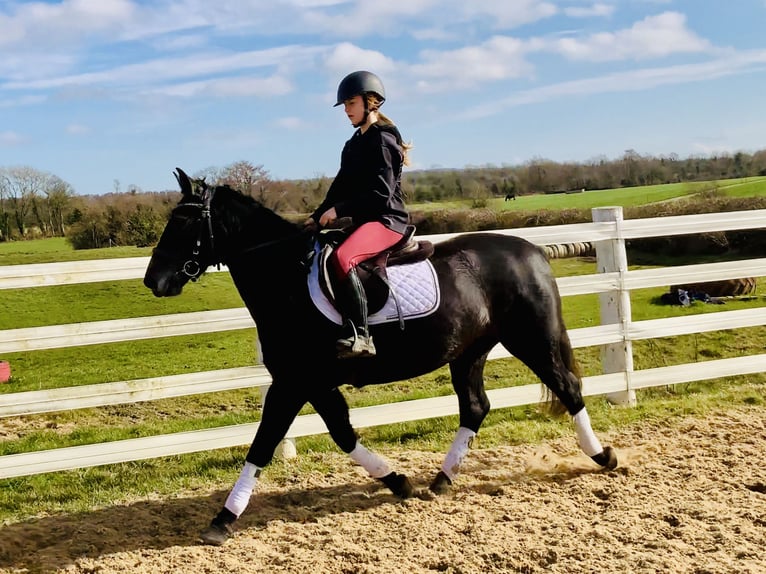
[336,332,376,358]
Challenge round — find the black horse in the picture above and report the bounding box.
[144,169,617,545]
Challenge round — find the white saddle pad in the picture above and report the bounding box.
[307,249,440,326]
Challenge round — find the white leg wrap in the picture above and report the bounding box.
[224,462,261,518]
[573,407,603,457]
[349,442,392,479]
[441,427,476,481]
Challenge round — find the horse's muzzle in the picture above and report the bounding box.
[144,270,184,297]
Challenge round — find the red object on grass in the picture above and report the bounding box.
[0,361,10,383]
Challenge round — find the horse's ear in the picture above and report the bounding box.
[174,168,193,197]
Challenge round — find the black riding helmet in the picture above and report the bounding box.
[334,70,386,107]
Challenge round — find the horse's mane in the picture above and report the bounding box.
[212,185,301,264]
[212,184,299,239]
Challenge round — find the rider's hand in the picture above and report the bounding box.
[318,207,337,228]
[303,217,318,232]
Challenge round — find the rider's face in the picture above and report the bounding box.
[343,95,365,126]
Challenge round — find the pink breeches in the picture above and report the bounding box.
[332,222,403,276]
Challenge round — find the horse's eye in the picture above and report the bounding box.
[169,210,200,228]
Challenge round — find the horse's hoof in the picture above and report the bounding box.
[379,472,414,498]
[429,471,452,495]
[199,523,233,546]
[591,446,618,470]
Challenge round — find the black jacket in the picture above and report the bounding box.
[312,123,409,235]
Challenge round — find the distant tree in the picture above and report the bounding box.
[197,160,281,208]
[0,166,72,238]
[124,204,163,247]
[34,176,74,236]
[1,166,39,236]
[218,161,271,198]
[0,173,11,240]
[67,207,111,249]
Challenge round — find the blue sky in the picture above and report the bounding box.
[2,0,765,196]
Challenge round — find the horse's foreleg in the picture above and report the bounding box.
[200,380,307,546]
[431,352,491,494]
[310,386,413,498]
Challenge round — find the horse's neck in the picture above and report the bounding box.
[218,198,298,267]
[209,191,305,322]
[224,233,306,320]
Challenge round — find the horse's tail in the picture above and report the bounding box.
[544,322,582,417]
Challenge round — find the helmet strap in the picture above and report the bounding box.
[353,110,369,128]
[353,95,378,128]
[353,95,370,128]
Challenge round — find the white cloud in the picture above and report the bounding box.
[411,36,532,90]
[0,0,135,48]
[301,0,439,36]
[151,75,293,98]
[564,3,615,18]
[0,2,751,147]
[462,48,766,118]
[4,45,323,92]
[66,123,91,135]
[264,0,558,38]
[150,34,210,52]
[462,0,558,28]
[0,52,79,83]
[552,12,712,61]
[0,94,46,108]
[283,0,350,6]
[410,27,456,41]
[0,131,26,146]
[324,43,397,77]
[275,117,306,130]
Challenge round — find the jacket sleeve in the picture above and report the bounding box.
[311,172,344,223]
[310,140,352,222]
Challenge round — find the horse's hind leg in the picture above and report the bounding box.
[500,306,617,470]
[430,348,492,494]
[310,386,414,498]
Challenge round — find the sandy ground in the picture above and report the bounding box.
[1,407,764,574]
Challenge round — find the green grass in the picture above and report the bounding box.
[1,179,766,523]
[0,236,154,265]
[408,176,766,212]
[1,273,243,330]
[1,331,258,393]
[716,176,766,198]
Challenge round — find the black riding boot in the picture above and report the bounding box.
[336,268,376,359]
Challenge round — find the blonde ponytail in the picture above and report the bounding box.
[367,94,413,166]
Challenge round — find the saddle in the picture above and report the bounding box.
[316,225,435,324]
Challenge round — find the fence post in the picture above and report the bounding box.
[255,337,298,458]
[591,206,636,406]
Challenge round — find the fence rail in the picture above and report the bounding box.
[1,207,765,479]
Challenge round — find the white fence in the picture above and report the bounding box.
[1,206,766,479]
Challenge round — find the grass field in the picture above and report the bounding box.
[408,175,766,212]
[1,178,765,522]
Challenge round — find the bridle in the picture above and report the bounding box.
[153,185,218,282]
[154,183,312,283]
